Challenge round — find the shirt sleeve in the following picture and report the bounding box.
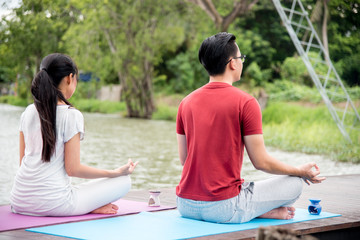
[63,108,85,142]
[241,98,263,136]
[176,102,185,135]
[19,110,26,132]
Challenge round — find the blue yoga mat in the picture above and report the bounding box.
[27,209,340,240]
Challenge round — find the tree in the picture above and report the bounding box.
[302,0,330,59]
[186,0,259,32]
[328,0,360,86]
[0,0,79,97]
[327,0,360,60]
[65,0,185,118]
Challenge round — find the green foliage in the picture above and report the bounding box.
[64,0,186,118]
[0,66,15,83]
[71,81,100,100]
[279,51,339,87]
[233,29,276,70]
[0,95,29,107]
[0,0,358,130]
[154,2,214,94]
[328,0,360,60]
[243,62,272,87]
[71,98,126,114]
[62,6,115,84]
[338,54,360,87]
[280,55,312,86]
[152,104,178,121]
[327,0,360,86]
[166,53,194,93]
[236,0,296,65]
[265,80,322,102]
[266,80,360,103]
[262,101,329,125]
[0,0,79,98]
[262,102,360,163]
[163,46,208,94]
[347,87,360,100]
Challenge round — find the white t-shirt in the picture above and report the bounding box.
[10,104,84,216]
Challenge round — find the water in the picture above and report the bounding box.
[1,103,360,205]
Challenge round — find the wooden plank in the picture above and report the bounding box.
[1,174,359,239]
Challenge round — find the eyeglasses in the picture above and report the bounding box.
[225,54,246,65]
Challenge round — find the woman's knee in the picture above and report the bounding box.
[117,175,132,193]
[288,176,303,198]
[101,175,132,198]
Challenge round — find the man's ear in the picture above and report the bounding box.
[229,59,237,70]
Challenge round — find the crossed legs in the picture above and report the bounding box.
[71,175,131,215]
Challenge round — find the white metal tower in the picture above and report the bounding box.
[272,0,360,142]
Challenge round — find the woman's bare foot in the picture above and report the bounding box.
[258,207,296,220]
[91,203,119,214]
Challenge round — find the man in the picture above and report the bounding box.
[175,32,325,223]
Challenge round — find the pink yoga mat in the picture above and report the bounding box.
[0,199,176,231]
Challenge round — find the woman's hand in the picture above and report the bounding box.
[297,162,326,185]
[111,159,139,177]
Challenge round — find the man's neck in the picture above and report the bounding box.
[209,75,233,85]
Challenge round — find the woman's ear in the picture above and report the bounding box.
[62,74,71,85]
[67,73,75,84]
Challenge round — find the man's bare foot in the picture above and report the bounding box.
[91,203,119,214]
[258,207,296,220]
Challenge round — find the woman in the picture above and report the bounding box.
[11,53,138,216]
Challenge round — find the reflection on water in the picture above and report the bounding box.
[1,103,360,205]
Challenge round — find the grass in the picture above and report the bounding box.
[0,95,127,114]
[152,104,178,121]
[71,98,127,114]
[262,102,360,163]
[152,93,183,121]
[0,95,28,107]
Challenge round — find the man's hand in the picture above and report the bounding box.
[298,163,326,185]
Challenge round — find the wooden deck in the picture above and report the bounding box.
[1,174,359,239]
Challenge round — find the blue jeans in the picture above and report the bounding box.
[177,175,303,223]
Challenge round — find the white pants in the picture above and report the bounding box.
[70,175,131,215]
[11,175,131,217]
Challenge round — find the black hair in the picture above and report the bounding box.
[31,53,78,162]
[198,32,238,76]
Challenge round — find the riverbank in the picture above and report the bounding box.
[1,91,359,163]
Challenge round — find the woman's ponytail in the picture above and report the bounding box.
[31,54,78,162]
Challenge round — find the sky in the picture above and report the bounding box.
[0,0,21,18]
